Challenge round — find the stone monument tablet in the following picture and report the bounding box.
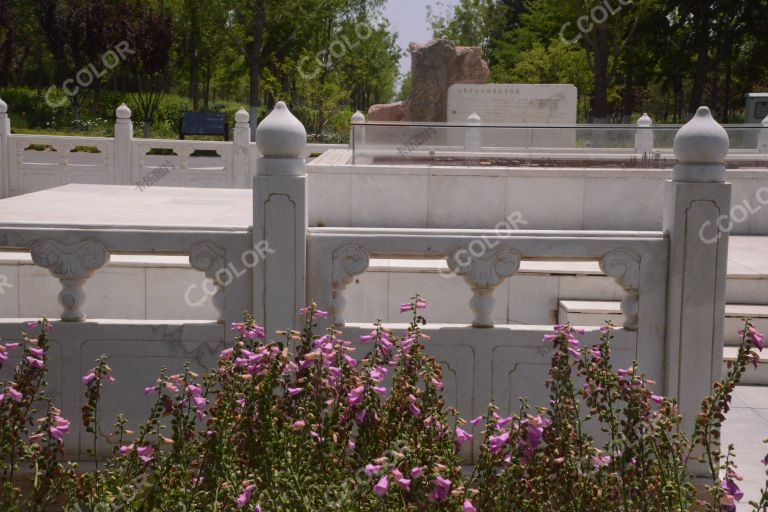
[447,84,577,148]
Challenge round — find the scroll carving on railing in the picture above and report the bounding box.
[189,242,227,323]
[447,246,521,328]
[600,248,641,331]
[331,245,370,326]
[30,238,109,322]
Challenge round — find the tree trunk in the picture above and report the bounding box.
[248,0,265,141]
[143,120,152,138]
[189,0,200,110]
[589,28,610,123]
[687,5,711,116]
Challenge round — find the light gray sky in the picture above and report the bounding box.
[383,0,458,76]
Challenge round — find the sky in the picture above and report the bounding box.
[383,0,459,76]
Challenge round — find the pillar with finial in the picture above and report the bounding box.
[465,112,481,153]
[634,113,653,155]
[0,97,8,198]
[233,108,251,187]
[350,110,365,150]
[758,114,768,154]
[663,106,731,471]
[114,103,133,185]
[252,101,308,334]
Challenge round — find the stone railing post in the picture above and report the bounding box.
[465,112,481,153]
[0,98,10,198]
[253,101,308,334]
[634,112,653,155]
[663,106,731,465]
[758,114,768,154]
[114,103,133,185]
[350,110,365,149]
[233,108,251,187]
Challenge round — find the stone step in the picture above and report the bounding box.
[558,300,768,346]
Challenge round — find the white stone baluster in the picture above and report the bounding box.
[189,242,227,323]
[253,101,308,333]
[465,112,481,153]
[233,108,251,188]
[447,246,521,327]
[758,114,768,154]
[114,103,133,185]
[350,110,365,149]
[634,113,653,155]
[30,238,109,321]
[663,106,731,465]
[600,248,640,330]
[0,97,9,199]
[331,245,370,326]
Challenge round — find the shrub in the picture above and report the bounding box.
[0,299,766,511]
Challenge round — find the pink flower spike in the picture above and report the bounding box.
[373,475,389,497]
[463,499,477,512]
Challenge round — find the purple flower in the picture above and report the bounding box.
[28,347,44,358]
[410,467,424,479]
[469,415,484,426]
[236,484,254,508]
[364,463,381,476]
[489,431,509,454]
[408,403,421,417]
[25,356,44,369]
[429,476,451,502]
[287,387,302,397]
[373,386,387,396]
[373,475,389,496]
[721,477,744,501]
[463,499,477,512]
[7,386,22,402]
[400,303,412,313]
[348,386,365,406]
[455,427,473,446]
[49,415,70,440]
[651,394,664,405]
[313,310,329,319]
[82,372,97,385]
[136,445,155,464]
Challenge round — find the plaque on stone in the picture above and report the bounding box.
[447,84,577,148]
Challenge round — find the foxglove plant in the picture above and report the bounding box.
[0,301,766,511]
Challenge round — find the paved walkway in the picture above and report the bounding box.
[724,386,768,509]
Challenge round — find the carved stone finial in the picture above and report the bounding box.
[0,97,7,114]
[331,245,370,326]
[467,112,481,125]
[189,243,227,323]
[637,113,652,127]
[255,101,307,159]
[30,238,109,321]
[116,103,131,120]
[447,246,521,328]
[235,108,249,124]
[351,111,365,123]
[600,249,641,331]
[673,106,729,182]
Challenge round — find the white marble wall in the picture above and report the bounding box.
[307,155,768,235]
